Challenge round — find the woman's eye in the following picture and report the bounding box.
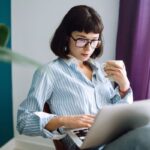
[78,39,87,42]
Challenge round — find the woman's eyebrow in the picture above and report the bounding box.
[75,35,87,38]
[76,35,99,40]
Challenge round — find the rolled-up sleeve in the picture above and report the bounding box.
[111,87,133,104]
[17,67,65,139]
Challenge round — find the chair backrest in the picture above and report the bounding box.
[43,103,67,150]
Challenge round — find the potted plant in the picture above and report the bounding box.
[0,23,41,67]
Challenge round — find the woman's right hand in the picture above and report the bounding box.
[60,114,95,129]
[45,114,95,131]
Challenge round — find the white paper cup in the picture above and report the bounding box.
[101,60,124,81]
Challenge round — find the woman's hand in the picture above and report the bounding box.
[60,114,95,129]
[104,60,130,92]
[45,114,95,131]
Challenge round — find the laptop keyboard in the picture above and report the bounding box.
[73,128,89,141]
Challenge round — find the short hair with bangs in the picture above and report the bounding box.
[50,5,104,59]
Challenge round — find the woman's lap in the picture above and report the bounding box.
[61,124,150,150]
[104,124,150,150]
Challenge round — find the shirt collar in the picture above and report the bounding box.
[62,56,99,71]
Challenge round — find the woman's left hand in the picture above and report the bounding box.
[104,60,130,92]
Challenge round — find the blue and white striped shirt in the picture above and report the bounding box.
[17,57,133,140]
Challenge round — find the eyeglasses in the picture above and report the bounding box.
[71,35,101,49]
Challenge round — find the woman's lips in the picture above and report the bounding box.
[81,53,89,57]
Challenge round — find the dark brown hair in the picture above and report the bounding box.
[50,5,104,59]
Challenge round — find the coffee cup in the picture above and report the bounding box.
[102,60,124,81]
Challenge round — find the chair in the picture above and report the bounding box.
[43,103,67,150]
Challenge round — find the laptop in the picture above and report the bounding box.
[66,100,150,149]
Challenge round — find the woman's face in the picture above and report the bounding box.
[68,31,100,62]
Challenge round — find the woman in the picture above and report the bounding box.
[17,5,149,150]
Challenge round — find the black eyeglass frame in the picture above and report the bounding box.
[70,35,101,49]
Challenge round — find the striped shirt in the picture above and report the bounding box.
[17,57,133,141]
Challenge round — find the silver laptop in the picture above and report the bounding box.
[66,100,150,149]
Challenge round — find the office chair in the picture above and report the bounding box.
[43,103,67,150]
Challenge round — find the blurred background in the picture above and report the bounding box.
[0,0,150,149]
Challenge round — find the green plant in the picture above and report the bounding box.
[0,23,41,67]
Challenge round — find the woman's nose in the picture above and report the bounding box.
[84,43,92,51]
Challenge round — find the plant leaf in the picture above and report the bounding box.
[0,24,9,47]
[0,46,41,67]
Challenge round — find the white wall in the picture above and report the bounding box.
[11,0,120,145]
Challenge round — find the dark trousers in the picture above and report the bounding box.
[104,124,150,150]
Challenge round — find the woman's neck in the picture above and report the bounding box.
[68,54,86,66]
[68,55,92,80]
